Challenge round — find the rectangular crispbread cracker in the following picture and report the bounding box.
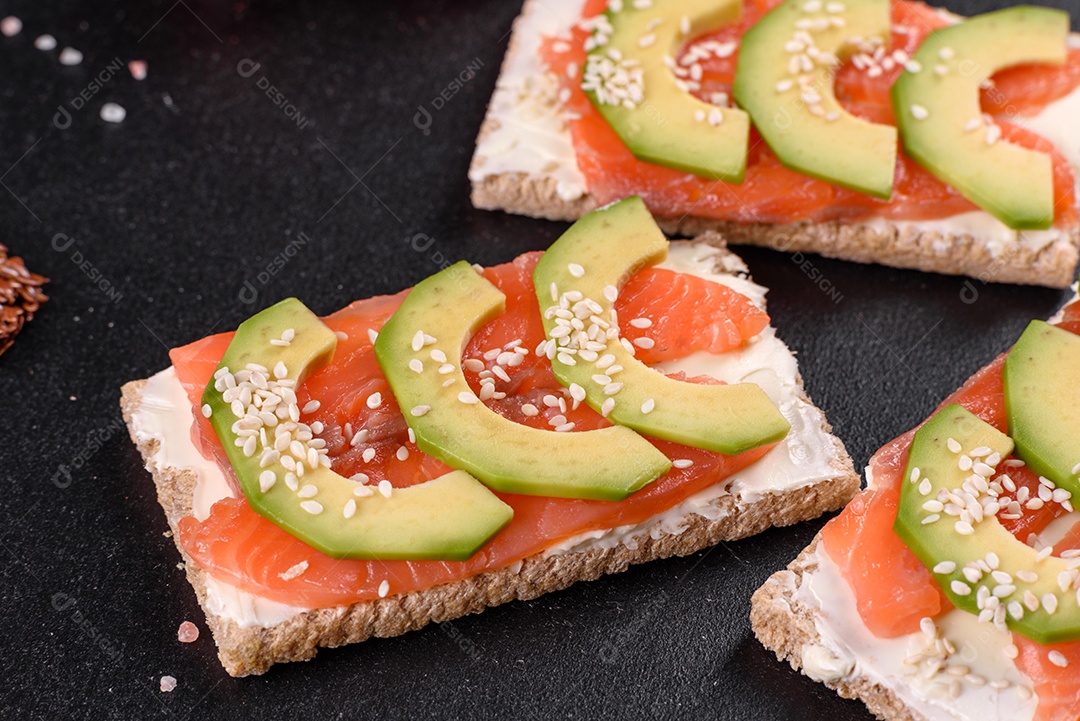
[120,236,859,677]
[469,0,1080,288]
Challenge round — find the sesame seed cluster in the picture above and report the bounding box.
[915,437,1080,638]
[901,616,1035,700]
[205,327,381,520]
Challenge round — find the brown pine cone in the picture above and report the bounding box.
[0,243,49,356]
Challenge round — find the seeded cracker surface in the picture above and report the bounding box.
[0,243,48,356]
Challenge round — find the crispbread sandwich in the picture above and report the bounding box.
[121,198,857,676]
[470,0,1080,287]
[752,290,1080,720]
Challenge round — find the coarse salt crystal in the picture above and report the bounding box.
[59,47,83,65]
[128,60,148,80]
[100,102,126,123]
[177,621,200,643]
[1,16,22,37]
[160,675,177,693]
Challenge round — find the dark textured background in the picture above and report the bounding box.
[0,0,1077,718]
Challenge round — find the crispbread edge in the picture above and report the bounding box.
[120,237,859,678]
[750,536,927,721]
[468,0,1080,289]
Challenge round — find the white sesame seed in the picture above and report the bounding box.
[922,514,941,525]
[947,438,961,453]
[300,500,323,515]
[629,318,652,329]
[378,580,390,598]
[1023,590,1041,611]
[298,484,319,499]
[341,499,357,519]
[1049,650,1069,668]
[918,478,932,496]
[362,448,376,463]
[568,263,585,278]
[569,383,586,403]
[34,34,56,50]
[1004,644,1019,659]
[301,400,320,415]
[601,398,615,417]
[366,393,382,410]
[409,359,424,373]
[633,337,655,349]
[951,580,972,596]
[259,470,276,493]
[378,480,393,498]
[458,391,479,405]
[954,521,975,535]
[1043,593,1059,614]
[201,403,213,418]
[1007,602,1024,621]
[933,561,956,574]
[411,405,431,417]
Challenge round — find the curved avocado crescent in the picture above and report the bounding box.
[734,0,897,199]
[533,196,791,456]
[891,6,1067,229]
[375,263,673,502]
[204,298,513,561]
[583,0,751,181]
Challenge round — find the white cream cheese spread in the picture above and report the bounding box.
[792,544,1038,720]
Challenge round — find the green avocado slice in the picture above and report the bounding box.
[532,196,790,455]
[895,404,1080,644]
[203,298,513,561]
[1004,320,1080,496]
[584,0,751,181]
[891,6,1068,229]
[734,0,897,199]
[374,263,672,501]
